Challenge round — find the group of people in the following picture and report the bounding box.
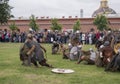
[20,31,96,68]
[96,30,120,72]
[52,36,97,65]
[51,30,120,72]
[19,29,120,72]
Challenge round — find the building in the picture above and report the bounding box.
[92,0,117,17]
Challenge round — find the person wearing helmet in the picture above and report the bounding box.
[69,37,80,61]
[104,41,110,46]
[99,40,115,66]
[103,30,114,47]
[24,33,53,68]
[51,41,60,54]
[77,48,96,65]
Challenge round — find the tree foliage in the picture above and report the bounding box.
[9,22,18,31]
[73,20,81,32]
[93,15,108,31]
[29,15,39,31]
[0,0,13,25]
[51,18,62,31]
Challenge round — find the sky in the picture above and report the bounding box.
[9,0,120,18]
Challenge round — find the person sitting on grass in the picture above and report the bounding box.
[51,41,60,54]
[77,48,96,65]
[59,43,69,59]
[69,37,80,61]
[58,38,77,60]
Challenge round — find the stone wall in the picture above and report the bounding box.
[0,17,120,32]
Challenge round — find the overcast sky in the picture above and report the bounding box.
[9,0,120,18]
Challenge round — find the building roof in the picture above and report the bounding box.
[92,7,117,17]
[92,0,117,17]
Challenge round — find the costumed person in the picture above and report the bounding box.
[103,30,114,48]
[69,37,80,61]
[105,46,120,72]
[19,35,37,67]
[97,41,114,67]
[19,43,37,67]
[25,33,53,68]
[77,48,96,65]
[59,43,69,59]
[51,41,59,54]
[95,38,104,51]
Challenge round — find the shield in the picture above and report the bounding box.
[51,68,74,74]
[114,43,120,54]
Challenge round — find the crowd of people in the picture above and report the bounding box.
[0,28,106,45]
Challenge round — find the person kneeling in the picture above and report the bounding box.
[26,33,53,68]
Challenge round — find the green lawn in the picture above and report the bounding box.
[0,43,120,84]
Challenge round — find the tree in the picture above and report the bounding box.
[9,22,18,31]
[73,20,81,32]
[93,15,109,31]
[0,0,13,25]
[51,18,62,31]
[29,15,39,31]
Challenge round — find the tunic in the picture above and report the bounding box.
[26,40,45,62]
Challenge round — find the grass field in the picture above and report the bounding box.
[0,43,120,84]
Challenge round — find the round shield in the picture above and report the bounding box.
[114,43,120,54]
[51,68,74,74]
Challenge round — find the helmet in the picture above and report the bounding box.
[27,33,33,39]
[104,41,110,46]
